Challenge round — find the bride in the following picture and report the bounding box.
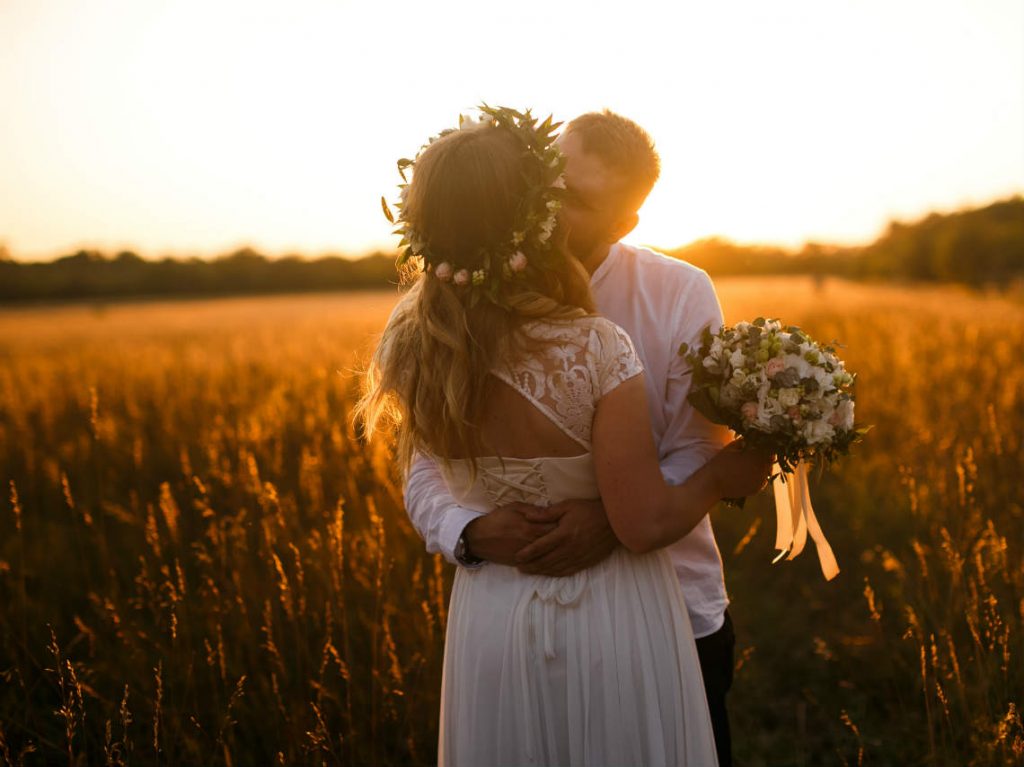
[359,106,770,767]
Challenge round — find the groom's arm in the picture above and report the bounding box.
[405,455,485,565]
[659,270,732,488]
[405,454,556,566]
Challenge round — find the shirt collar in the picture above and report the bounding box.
[589,242,621,289]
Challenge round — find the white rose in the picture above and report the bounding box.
[778,387,801,408]
[843,399,855,430]
[802,419,835,445]
[729,348,747,371]
[832,399,855,431]
[761,395,785,418]
[814,367,834,391]
[784,353,814,379]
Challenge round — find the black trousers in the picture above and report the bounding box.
[695,610,735,767]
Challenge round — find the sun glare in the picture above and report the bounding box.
[0,0,1021,260]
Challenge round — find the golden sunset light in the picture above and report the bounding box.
[1,0,1021,261]
[3,2,1024,764]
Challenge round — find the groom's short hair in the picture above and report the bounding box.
[564,110,661,204]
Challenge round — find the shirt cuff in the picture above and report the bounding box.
[439,506,488,568]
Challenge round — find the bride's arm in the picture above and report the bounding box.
[592,373,770,554]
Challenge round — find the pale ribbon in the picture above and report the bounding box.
[770,460,840,581]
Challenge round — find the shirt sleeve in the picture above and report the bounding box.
[659,270,732,486]
[404,453,487,566]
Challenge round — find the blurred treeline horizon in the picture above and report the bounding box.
[2,196,1021,303]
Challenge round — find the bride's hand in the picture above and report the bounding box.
[711,439,773,498]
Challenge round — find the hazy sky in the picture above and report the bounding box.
[1,0,1022,261]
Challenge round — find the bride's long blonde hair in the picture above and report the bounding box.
[357,121,595,475]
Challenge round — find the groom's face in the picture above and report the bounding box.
[557,132,641,263]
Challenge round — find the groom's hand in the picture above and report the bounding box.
[514,499,619,577]
[463,503,556,566]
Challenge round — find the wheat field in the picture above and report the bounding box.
[0,278,1021,766]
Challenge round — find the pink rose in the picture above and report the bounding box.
[509,251,528,272]
[435,262,453,282]
[765,357,786,378]
[741,402,759,421]
[453,269,470,286]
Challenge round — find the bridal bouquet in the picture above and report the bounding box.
[679,317,867,580]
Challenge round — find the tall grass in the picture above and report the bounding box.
[0,280,1020,765]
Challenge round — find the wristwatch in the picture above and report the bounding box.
[454,530,484,566]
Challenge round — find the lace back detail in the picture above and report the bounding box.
[478,462,547,506]
[492,318,643,449]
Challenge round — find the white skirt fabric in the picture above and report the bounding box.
[438,456,719,767]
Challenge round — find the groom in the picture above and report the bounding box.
[405,110,741,766]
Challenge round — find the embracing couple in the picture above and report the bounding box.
[360,106,772,767]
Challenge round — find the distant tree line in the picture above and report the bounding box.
[0,249,398,302]
[1,197,1021,302]
[670,196,1023,286]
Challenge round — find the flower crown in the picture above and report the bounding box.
[381,105,567,303]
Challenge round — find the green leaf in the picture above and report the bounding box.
[381,196,395,224]
[687,388,728,426]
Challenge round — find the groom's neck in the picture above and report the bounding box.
[579,243,613,276]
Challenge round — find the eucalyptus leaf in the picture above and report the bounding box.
[774,368,801,387]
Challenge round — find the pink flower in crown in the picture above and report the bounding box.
[765,357,786,378]
[435,262,453,282]
[453,269,470,286]
[509,251,528,272]
[741,402,759,422]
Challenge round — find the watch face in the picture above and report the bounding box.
[455,534,478,565]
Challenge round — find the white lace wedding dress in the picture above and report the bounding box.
[437,316,719,767]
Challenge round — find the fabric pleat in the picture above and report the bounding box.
[439,454,719,767]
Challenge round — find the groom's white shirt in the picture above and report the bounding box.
[404,242,732,638]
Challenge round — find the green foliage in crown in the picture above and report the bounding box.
[380,104,568,305]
